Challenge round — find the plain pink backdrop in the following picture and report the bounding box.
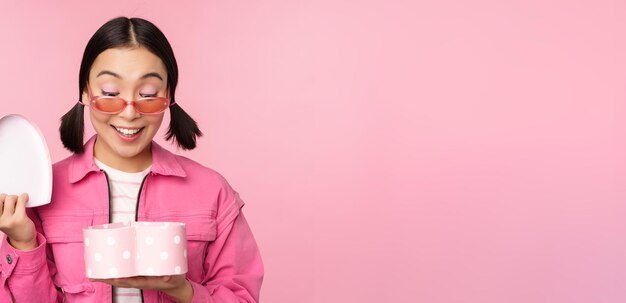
[1,0,625,302]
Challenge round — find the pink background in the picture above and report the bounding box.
[1,0,625,302]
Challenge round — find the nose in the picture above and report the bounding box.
[117,99,141,120]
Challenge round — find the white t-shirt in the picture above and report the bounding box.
[95,158,151,303]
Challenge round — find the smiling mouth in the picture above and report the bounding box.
[111,125,144,137]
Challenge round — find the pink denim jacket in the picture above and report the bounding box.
[0,136,263,302]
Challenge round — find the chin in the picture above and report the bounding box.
[115,144,150,159]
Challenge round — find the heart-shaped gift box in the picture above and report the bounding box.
[83,221,188,278]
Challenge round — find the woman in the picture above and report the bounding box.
[0,17,263,303]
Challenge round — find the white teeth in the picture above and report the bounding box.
[115,127,141,136]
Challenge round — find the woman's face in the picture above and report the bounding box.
[83,46,168,171]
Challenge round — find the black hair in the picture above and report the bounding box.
[60,16,202,153]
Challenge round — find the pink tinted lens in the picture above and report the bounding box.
[94,97,126,113]
[134,98,169,114]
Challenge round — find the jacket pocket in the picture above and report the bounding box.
[40,213,93,292]
[42,212,93,243]
[183,219,216,280]
[61,282,95,303]
[62,282,94,294]
[185,219,217,242]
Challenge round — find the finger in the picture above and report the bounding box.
[14,193,28,216]
[0,194,6,214]
[3,195,17,215]
[111,278,136,288]
[90,278,117,286]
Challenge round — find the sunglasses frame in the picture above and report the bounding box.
[80,82,175,115]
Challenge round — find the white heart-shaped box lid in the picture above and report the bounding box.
[0,114,52,207]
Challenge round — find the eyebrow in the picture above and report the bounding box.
[96,70,164,81]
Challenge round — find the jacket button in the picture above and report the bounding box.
[6,255,12,264]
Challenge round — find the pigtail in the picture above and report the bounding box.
[59,103,85,154]
[166,103,202,150]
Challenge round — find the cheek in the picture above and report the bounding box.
[89,110,110,127]
[146,115,164,129]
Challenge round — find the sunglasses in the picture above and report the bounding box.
[81,83,175,115]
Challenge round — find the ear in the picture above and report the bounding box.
[81,90,90,107]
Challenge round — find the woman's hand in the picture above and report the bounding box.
[90,275,193,303]
[0,193,37,251]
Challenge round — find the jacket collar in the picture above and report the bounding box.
[69,135,187,183]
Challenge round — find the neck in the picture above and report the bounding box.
[93,137,152,173]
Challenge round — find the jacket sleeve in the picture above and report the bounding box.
[0,208,61,303]
[183,180,264,303]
